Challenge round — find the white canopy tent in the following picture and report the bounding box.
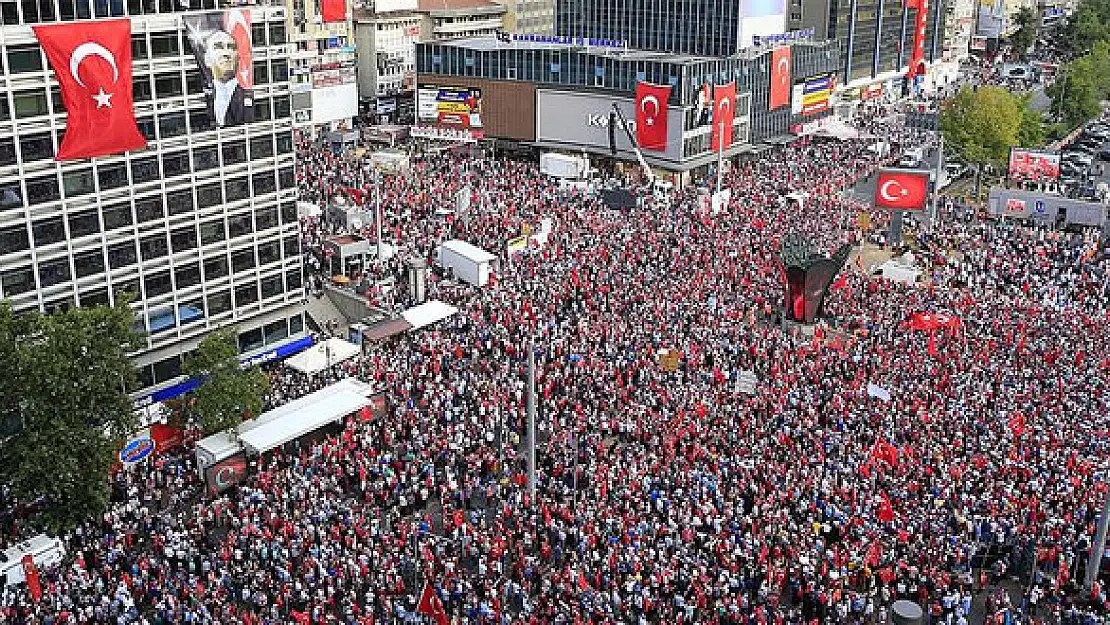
[237,378,373,455]
[402,300,460,331]
[284,337,361,375]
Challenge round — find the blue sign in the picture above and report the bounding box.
[132,335,315,409]
[753,28,816,46]
[505,32,628,49]
[119,436,156,464]
[1034,199,1046,214]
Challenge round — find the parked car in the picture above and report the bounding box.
[1098,149,1110,162]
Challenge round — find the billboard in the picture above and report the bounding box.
[311,62,357,124]
[792,74,834,116]
[184,10,254,128]
[1008,149,1060,181]
[417,85,483,128]
[535,90,687,165]
[740,0,786,50]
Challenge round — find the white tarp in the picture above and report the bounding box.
[402,300,460,331]
[867,383,892,401]
[285,338,361,375]
[875,259,922,285]
[237,379,372,455]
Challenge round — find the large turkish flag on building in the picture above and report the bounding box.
[33,19,146,161]
[635,81,671,152]
[769,46,791,109]
[711,82,736,151]
[874,169,929,210]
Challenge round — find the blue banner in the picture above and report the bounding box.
[132,335,315,409]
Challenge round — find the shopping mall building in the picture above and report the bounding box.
[413,34,842,179]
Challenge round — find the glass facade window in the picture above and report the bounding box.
[228,213,252,238]
[73,250,104,278]
[26,175,60,205]
[144,270,172,297]
[38,258,71,287]
[252,171,276,195]
[257,240,280,265]
[207,290,232,315]
[68,209,99,238]
[170,226,196,253]
[197,183,222,209]
[32,217,65,246]
[231,248,255,273]
[13,89,48,118]
[135,197,163,224]
[250,135,274,159]
[254,205,278,230]
[140,233,168,260]
[0,225,28,255]
[19,132,53,162]
[162,151,190,178]
[107,242,137,269]
[200,219,225,245]
[234,283,258,307]
[1,267,34,295]
[174,262,200,289]
[62,168,95,198]
[225,177,249,202]
[98,163,129,190]
[203,256,228,280]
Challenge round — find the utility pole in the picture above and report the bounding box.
[374,167,383,265]
[526,339,537,502]
[1085,486,1110,590]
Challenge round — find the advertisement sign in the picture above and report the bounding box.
[311,67,358,125]
[970,35,988,51]
[500,32,628,48]
[740,0,786,51]
[119,436,156,464]
[753,27,814,46]
[417,85,483,129]
[795,74,834,116]
[184,10,254,127]
[410,126,484,142]
[535,90,689,164]
[861,83,883,101]
[1004,198,1027,216]
[1008,149,1060,181]
[205,453,247,496]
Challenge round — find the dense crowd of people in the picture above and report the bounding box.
[2,119,1109,625]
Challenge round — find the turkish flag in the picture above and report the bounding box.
[876,495,895,523]
[321,0,347,23]
[22,556,42,602]
[417,582,449,625]
[33,19,146,161]
[874,169,929,210]
[711,82,736,151]
[870,439,899,468]
[635,82,671,152]
[1008,412,1026,437]
[769,46,791,109]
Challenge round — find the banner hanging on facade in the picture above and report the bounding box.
[634,82,671,151]
[769,46,791,109]
[33,19,147,160]
[184,10,255,127]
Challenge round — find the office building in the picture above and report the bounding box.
[354,0,504,122]
[555,0,788,57]
[0,4,307,405]
[286,0,359,129]
[415,36,841,179]
[495,0,554,34]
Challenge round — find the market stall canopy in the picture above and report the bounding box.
[285,337,361,375]
[237,379,374,455]
[401,300,460,331]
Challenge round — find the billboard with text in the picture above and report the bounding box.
[417,85,484,128]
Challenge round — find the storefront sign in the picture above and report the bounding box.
[497,31,628,48]
[753,28,815,46]
[119,436,156,464]
[410,126,484,142]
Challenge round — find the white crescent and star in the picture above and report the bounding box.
[640,95,659,125]
[777,57,790,84]
[718,98,731,113]
[879,179,909,202]
[69,42,119,109]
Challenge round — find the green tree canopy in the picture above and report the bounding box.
[940,86,1024,166]
[1010,6,1037,58]
[0,298,143,532]
[181,328,270,436]
[1047,41,1110,127]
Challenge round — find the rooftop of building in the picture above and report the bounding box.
[416,0,506,16]
[424,33,837,64]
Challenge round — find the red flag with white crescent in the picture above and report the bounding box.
[769,46,791,109]
[635,81,671,152]
[33,19,147,160]
[711,82,736,151]
[874,169,929,210]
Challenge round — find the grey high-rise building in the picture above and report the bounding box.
[556,0,788,57]
[0,3,308,409]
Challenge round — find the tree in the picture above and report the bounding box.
[941,86,1023,165]
[181,329,269,436]
[0,298,143,532]
[1010,6,1037,58]
[1047,42,1110,126]
[1017,94,1046,148]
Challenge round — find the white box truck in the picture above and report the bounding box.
[540,153,588,180]
[1,534,65,587]
[437,239,498,287]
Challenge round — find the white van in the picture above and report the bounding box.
[899,147,925,168]
[1,534,65,587]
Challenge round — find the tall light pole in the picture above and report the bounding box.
[526,339,536,502]
[374,167,383,265]
[716,119,726,196]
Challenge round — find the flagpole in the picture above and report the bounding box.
[527,339,537,503]
[716,120,725,196]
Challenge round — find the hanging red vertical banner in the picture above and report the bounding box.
[905,0,928,79]
[710,82,736,151]
[22,556,43,602]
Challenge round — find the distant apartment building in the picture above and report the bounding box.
[286,0,359,129]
